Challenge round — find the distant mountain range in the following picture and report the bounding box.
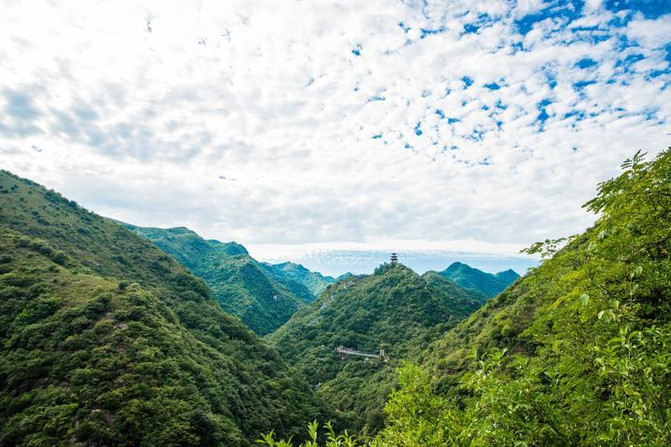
[261,261,339,296]
[123,223,516,338]
[124,224,339,335]
[433,261,519,298]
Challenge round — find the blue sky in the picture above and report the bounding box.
[1,0,670,275]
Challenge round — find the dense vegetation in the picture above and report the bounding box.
[435,262,520,298]
[385,149,671,446]
[268,264,485,437]
[125,224,317,335]
[5,147,670,446]
[0,171,328,446]
[266,149,671,446]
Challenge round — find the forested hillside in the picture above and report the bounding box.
[125,224,316,335]
[268,264,485,436]
[5,147,670,447]
[371,150,671,446]
[260,150,671,447]
[0,171,328,446]
[421,271,488,307]
[262,261,336,297]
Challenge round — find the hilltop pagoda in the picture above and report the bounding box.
[390,253,398,264]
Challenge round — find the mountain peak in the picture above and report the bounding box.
[168,225,196,233]
[495,268,520,282]
[445,261,470,271]
[374,261,415,277]
[125,225,308,334]
[273,261,310,273]
[438,262,518,298]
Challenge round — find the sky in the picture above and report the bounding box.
[1,0,670,276]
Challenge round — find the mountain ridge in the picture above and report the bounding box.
[123,223,316,335]
[261,261,337,297]
[435,261,520,298]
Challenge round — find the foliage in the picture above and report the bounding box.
[421,272,488,313]
[268,263,484,437]
[373,149,671,446]
[257,421,358,447]
[0,171,327,446]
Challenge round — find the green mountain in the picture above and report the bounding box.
[436,261,519,298]
[368,150,671,446]
[421,270,488,308]
[0,171,327,446]
[262,262,336,297]
[124,224,315,335]
[267,264,485,436]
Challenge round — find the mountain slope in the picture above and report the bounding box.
[124,224,314,335]
[421,271,488,311]
[262,261,335,297]
[267,263,484,436]
[0,171,327,446]
[373,150,671,446]
[436,261,519,298]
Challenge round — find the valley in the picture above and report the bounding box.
[0,171,328,446]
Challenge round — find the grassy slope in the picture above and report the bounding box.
[0,171,326,446]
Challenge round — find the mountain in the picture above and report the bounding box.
[421,270,488,309]
[493,267,521,284]
[370,150,671,446]
[436,261,519,298]
[267,263,485,436]
[0,171,327,446]
[262,261,336,297]
[124,224,315,335]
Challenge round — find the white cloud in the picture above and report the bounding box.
[0,0,669,268]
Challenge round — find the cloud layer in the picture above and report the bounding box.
[1,0,670,261]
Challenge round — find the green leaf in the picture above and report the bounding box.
[580,293,590,306]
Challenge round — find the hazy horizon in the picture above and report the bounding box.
[251,248,538,278]
[116,214,539,277]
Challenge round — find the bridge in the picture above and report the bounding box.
[337,345,389,362]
